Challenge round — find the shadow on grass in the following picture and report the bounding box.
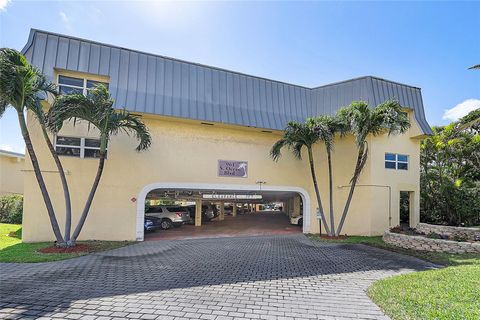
[308,234,480,267]
[12,227,22,239]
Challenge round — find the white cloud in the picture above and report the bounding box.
[0,144,24,154]
[59,11,72,30]
[442,99,480,121]
[0,0,11,11]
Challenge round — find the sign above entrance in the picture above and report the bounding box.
[203,194,262,200]
[218,160,248,178]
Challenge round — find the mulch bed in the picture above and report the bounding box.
[38,244,91,254]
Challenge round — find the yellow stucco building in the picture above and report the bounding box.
[20,29,431,242]
[0,150,25,196]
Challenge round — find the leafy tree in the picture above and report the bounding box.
[335,101,410,236]
[0,195,23,224]
[48,85,152,244]
[0,48,66,245]
[270,121,331,235]
[420,108,480,226]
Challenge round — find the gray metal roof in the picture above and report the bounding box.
[22,29,432,134]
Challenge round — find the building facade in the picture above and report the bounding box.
[0,150,25,196]
[20,29,431,242]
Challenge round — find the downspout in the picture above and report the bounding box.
[337,184,392,227]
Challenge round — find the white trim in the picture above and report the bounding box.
[57,74,109,96]
[54,135,106,159]
[136,182,312,241]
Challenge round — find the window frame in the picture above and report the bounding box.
[385,153,409,170]
[54,135,107,159]
[57,74,109,96]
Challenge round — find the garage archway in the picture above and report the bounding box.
[136,182,311,241]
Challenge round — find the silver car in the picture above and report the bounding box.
[145,206,191,229]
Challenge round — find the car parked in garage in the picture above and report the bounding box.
[290,215,303,226]
[145,206,191,229]
[144,215,162,232]
[185,204,216,222]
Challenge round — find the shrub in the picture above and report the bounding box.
[390,226,403,233]
[426,231,441,239]
[452,233,469,242]
[0,194,23,224]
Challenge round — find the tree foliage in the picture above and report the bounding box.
[420,108,480,226]
[48,85,152,244]
[272,100,410,236]
[0,195,23,224]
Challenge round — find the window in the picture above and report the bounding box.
[385,153,408,170]
[58,75,109,96]
[55,136,107,159]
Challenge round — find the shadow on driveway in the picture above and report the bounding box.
[0,234,437,319]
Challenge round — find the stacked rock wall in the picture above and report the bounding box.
[383,231,480,254]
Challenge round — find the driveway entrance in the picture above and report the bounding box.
[0,234,436,320]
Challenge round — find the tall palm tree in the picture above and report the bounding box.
[48,85,152,243]
[0,48,66,245]
[29,79,74,245]
[335,100,410,236]
[310,115,348,236]
[270,121,331,236]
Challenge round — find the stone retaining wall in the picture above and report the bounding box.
[416,223,480,240]
[383,231,480,254]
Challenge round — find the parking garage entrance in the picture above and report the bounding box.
[136,183,310,241]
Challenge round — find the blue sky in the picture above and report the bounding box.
[0,0,479,153]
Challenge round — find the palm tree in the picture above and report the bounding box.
[310,115,347,236]
[468,64,480,70]
[335,100,410,236]
[29,79,74,245]
[270,121,331,236]
[48,85,152,244]
[0,48,66,245]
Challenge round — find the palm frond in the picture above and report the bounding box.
[49,85,151,152]
[292,142,304,160]
[0,98,7,118]
[270,139,286,161]
[271,120,319,162]
[109,110,152,151]
[375,100,411,135]
[48,93,98,132]
[0,48,56,119]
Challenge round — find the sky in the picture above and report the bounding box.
[0,0,479,154]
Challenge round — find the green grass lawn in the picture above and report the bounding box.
[309,234,480,320]
[0,223,133,263]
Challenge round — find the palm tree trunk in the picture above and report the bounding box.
[17,111,65,245]
[70,151,106,242]
[307,147,331,236]
[336,145,365,236]
[326,148,335,236]
[40,125,72,244]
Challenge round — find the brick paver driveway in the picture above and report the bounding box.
[0,234,436,320]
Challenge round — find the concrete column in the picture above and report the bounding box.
[410,191,419,228]
[293,195,301,217]
[195,199,202,227]
[232,203,237,217]
[219,202,225,221]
